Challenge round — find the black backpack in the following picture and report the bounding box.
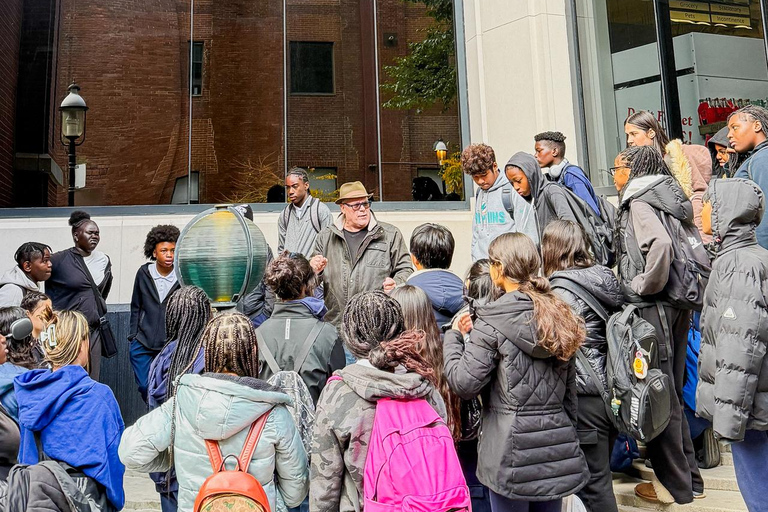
[555,185,616,267]
[550,278,671,442]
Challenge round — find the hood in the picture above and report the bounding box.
[14,366,98,431]
[336,361,434,402]
[287,296,327,320]
[706,178,764,251]
[550,266,624,310]
[682,143,712,188]
[475,291,552,359]
[175,373,289,441]
[664,140,694,197]
[621,175,692,222]
[506,152,542,200]
[707,126,730,153]
[0,266,38,292]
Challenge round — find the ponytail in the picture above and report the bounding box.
[369,330,436,383]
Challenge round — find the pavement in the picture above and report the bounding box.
[124,470,161,511]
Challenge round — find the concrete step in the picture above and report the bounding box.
[123,471,161,511]
[613,475,747,512]
[721,451,733,466]
[631,461,740,492]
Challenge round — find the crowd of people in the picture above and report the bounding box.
[0,105,766,512]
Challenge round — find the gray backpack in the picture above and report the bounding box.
[256,322,323,457]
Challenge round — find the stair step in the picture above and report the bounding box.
[613,476,747,512]
[721,451,733,466]
[123,471,161,511]
[631,461,740,492]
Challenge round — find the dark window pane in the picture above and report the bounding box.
[192,41,203,96]
[290,42,334,94]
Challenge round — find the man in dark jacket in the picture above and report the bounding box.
[406,223,464,328]
[697,179,768,512]
[614,146,704,504]
[309,182,413,326]
[505,152,578,240]
[731,105,768,248]
[128,225,180,402]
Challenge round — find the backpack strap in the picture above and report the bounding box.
[501,187,514,216]
[256,330,281,374]
[205,439,224,473]
[309,196,322,234]
[575,348,610,403]
[237,411,271,472]
[281,205,292,232]
[293,321,325,373]
[550,277,610,322]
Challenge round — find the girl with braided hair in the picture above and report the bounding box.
[444,232,587,512]
[613,145,705,504]
[121,313,309,512]
[144,285,211,512]
[310,290,447,512]
[732,105,768,249]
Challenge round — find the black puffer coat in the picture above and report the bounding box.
[550,266,624,396]
[443,291,589,501]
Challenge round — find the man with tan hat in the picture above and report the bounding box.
[310,181,412,326]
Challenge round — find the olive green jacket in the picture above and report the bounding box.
[312,213,413,325]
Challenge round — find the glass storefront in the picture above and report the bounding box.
[576,0,768,186]
[8,0,466,207]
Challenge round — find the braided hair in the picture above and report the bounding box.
[341,291,435,381]
[728,105,768,138]
[163,286,211,399]
[14,242,51,267]
[203,313,259,377]
[622,145,673,181]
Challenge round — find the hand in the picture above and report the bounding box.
[382,277,397,293]
[456,312,473,335]
[310,255,328,274]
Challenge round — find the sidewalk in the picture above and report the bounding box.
[124,470,161,511]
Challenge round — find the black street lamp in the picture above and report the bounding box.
[59,82,88,206]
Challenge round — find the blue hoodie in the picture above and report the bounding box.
[14,366,125,510]
[407,269,465,327]
[0,362,27,421]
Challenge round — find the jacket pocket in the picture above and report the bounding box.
[363,243,388,268]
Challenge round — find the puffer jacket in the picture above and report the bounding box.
[119,373,309,512]
[665,140,713,243]
[443,291,589,501]
[697,178,768,441]
[311,213,413,326]
[310,362,446,512]
[616,175,693,304]
[550,266,624,396]
[509,152,578,240]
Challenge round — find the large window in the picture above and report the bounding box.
[575,0,768,186]
[290,42,334,95]
[3,0,467,208]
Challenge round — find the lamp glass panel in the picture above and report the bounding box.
[62,110,85,138]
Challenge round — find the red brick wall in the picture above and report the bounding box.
[45,0,460,206]
[0,0,24,207]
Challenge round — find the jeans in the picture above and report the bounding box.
[159,491,178,512]
[732,430,768,512]
[288,497,309,512]
[489,491,561,512]
[129,340,159,402]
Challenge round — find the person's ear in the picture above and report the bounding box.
[21,261,32,273]
[754,121,763,134]
[647,129,656,140]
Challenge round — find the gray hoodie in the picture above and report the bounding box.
[471,169,537,261]
[0,267,39,308]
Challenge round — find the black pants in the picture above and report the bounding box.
[88,328,102,380]
[576,395,618,512]
[639,305,703,504]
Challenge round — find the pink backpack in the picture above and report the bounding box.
[364,397,471,512]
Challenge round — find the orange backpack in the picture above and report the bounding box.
[193,411,272,512]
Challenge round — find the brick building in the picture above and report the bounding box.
[2,0,461,207]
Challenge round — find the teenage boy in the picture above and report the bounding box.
[534,131,600,215]
[0,243,52,307]
[697,178,768,512]
[732,105,768,249]
[278,167,332,257]
[463,143,537,261]
[128,225,181,402]
[406,223,464,328]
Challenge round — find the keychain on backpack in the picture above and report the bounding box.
[611,391,621,417]
[633,350,648,380]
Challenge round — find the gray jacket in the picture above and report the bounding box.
[0,267,39,308]
[311,214,412,325]
[697,178,768,441]
[256,301,346,404]
[443,291,589,501]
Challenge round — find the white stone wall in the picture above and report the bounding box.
[0,210,474,304]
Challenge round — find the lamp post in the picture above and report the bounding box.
[59,82,88,206]
[433,139,448,166]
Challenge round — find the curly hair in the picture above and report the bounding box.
[461,144,496,176]
[534,131,567,155]
[488,233,585,361]
[265,252,315,300]
[68,210,94,232]
[143,225,180,260]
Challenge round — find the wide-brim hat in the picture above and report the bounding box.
[335,181,374,204]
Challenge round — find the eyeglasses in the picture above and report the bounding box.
[343,201,371,211]
[607,165,629,177]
